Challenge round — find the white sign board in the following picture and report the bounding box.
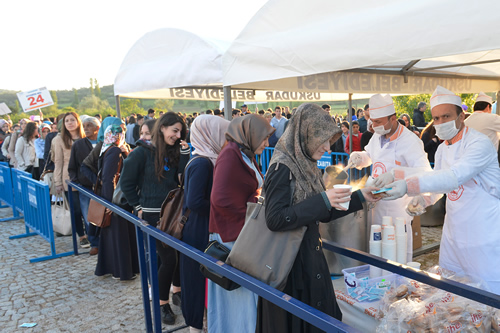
[17,87,54,112]
[0,102,11,115]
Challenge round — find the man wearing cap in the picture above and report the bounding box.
[383,86,500,293]
[464,92,500,153]
[241,104,249,115]
[349,94,432,262]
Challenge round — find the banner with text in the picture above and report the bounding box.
[232,71,500,95]
[0,102,11,115]
[17,87,54,112]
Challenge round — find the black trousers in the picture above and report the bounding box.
[142,212,180,301]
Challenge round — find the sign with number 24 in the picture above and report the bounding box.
[17,87,54,112]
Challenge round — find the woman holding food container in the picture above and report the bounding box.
[256,103,381,333]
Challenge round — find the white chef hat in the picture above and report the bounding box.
[430,85,462,109]
[475,92,493,105]
[368,94,396,119]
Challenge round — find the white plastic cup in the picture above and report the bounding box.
[381,216,393,232]
[370,224,382,241]
[396,235,407,263]
[369,241,382,256]
[333,184,352,210]
[382,225,395,243]
[406,262,421,270]
[394,217,406,235]
[382,242,397,261]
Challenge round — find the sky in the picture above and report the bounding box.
[0,0,268,92]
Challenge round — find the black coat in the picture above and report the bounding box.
[413,109,427,127]
[43,132,58,170]
[256,164,364,333]
[68,138,94,189]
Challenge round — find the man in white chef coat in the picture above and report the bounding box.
[349,94,432,262]
[464,92,500,152]
[383,85,500,294]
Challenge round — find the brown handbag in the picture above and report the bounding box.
[87,149,123,228]
[157,156,209,247]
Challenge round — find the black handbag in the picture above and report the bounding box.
[200,240,240,291]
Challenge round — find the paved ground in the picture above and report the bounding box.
[0,205,442,333]
[0,206,189,333]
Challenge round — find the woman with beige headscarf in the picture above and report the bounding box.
[179,115,230,333]
[208,114,275,333]
[256,103,381,333]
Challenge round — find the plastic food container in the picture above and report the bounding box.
[342,265,397,302]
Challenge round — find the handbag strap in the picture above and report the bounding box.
[260,170,296,206]
[94,146,124,195]
[180,155,213,222]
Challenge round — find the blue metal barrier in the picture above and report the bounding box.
[0,163,23,222]
[11,168,32,215]
[259,149,371,183]
[68,180,500,333]
[68,181,359,333]
[260,147,274,174]
[9,176,74,263]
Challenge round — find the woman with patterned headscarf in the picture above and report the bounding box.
[255,103,381,333]
[208,114,275,333]
[94,124,139,281]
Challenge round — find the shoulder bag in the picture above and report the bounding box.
[40,152,55,195]
[199,240,240,291]
[225,176,306,291]
[87,149,123,228]
[157,155,210,247]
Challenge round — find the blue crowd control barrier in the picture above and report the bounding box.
[260,147,274,174]
[0,163,23,222]
[9,176,74,263]
[68,180,500,333]
[67,181,360,333]
[11,168,32,215]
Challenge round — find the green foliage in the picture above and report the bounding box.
[14,100,20,115]
[460,93,474,111]
[94,78,101,99]
[61,106,76,113]
[120,98,145,117]
[71,89,79,108]
[393,94,432,122]
[79,95,110,111]
[89,78,94,96]
[153,99,174,112]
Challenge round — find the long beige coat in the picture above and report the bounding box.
[51,134,72,192]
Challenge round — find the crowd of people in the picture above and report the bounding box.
[0,87,498,332]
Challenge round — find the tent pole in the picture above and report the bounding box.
[348,93,353,180]
[348,93,353,154]
[223,86,232,121]
[115,95,121,119]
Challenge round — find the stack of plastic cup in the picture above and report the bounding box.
[382,225,396,275]
[395,217,407,264]
[369,225,382,278]
[381,216,393,232]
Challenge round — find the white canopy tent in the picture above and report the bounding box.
[223,0,500,96]
[113,28,376,118]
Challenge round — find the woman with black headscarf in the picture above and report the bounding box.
[256,103,381,333]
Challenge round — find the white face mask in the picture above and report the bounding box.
[434,119,460,140]
[373,120,391,135]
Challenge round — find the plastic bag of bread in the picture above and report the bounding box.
[492,309,500,332]
[376,266,494,333]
